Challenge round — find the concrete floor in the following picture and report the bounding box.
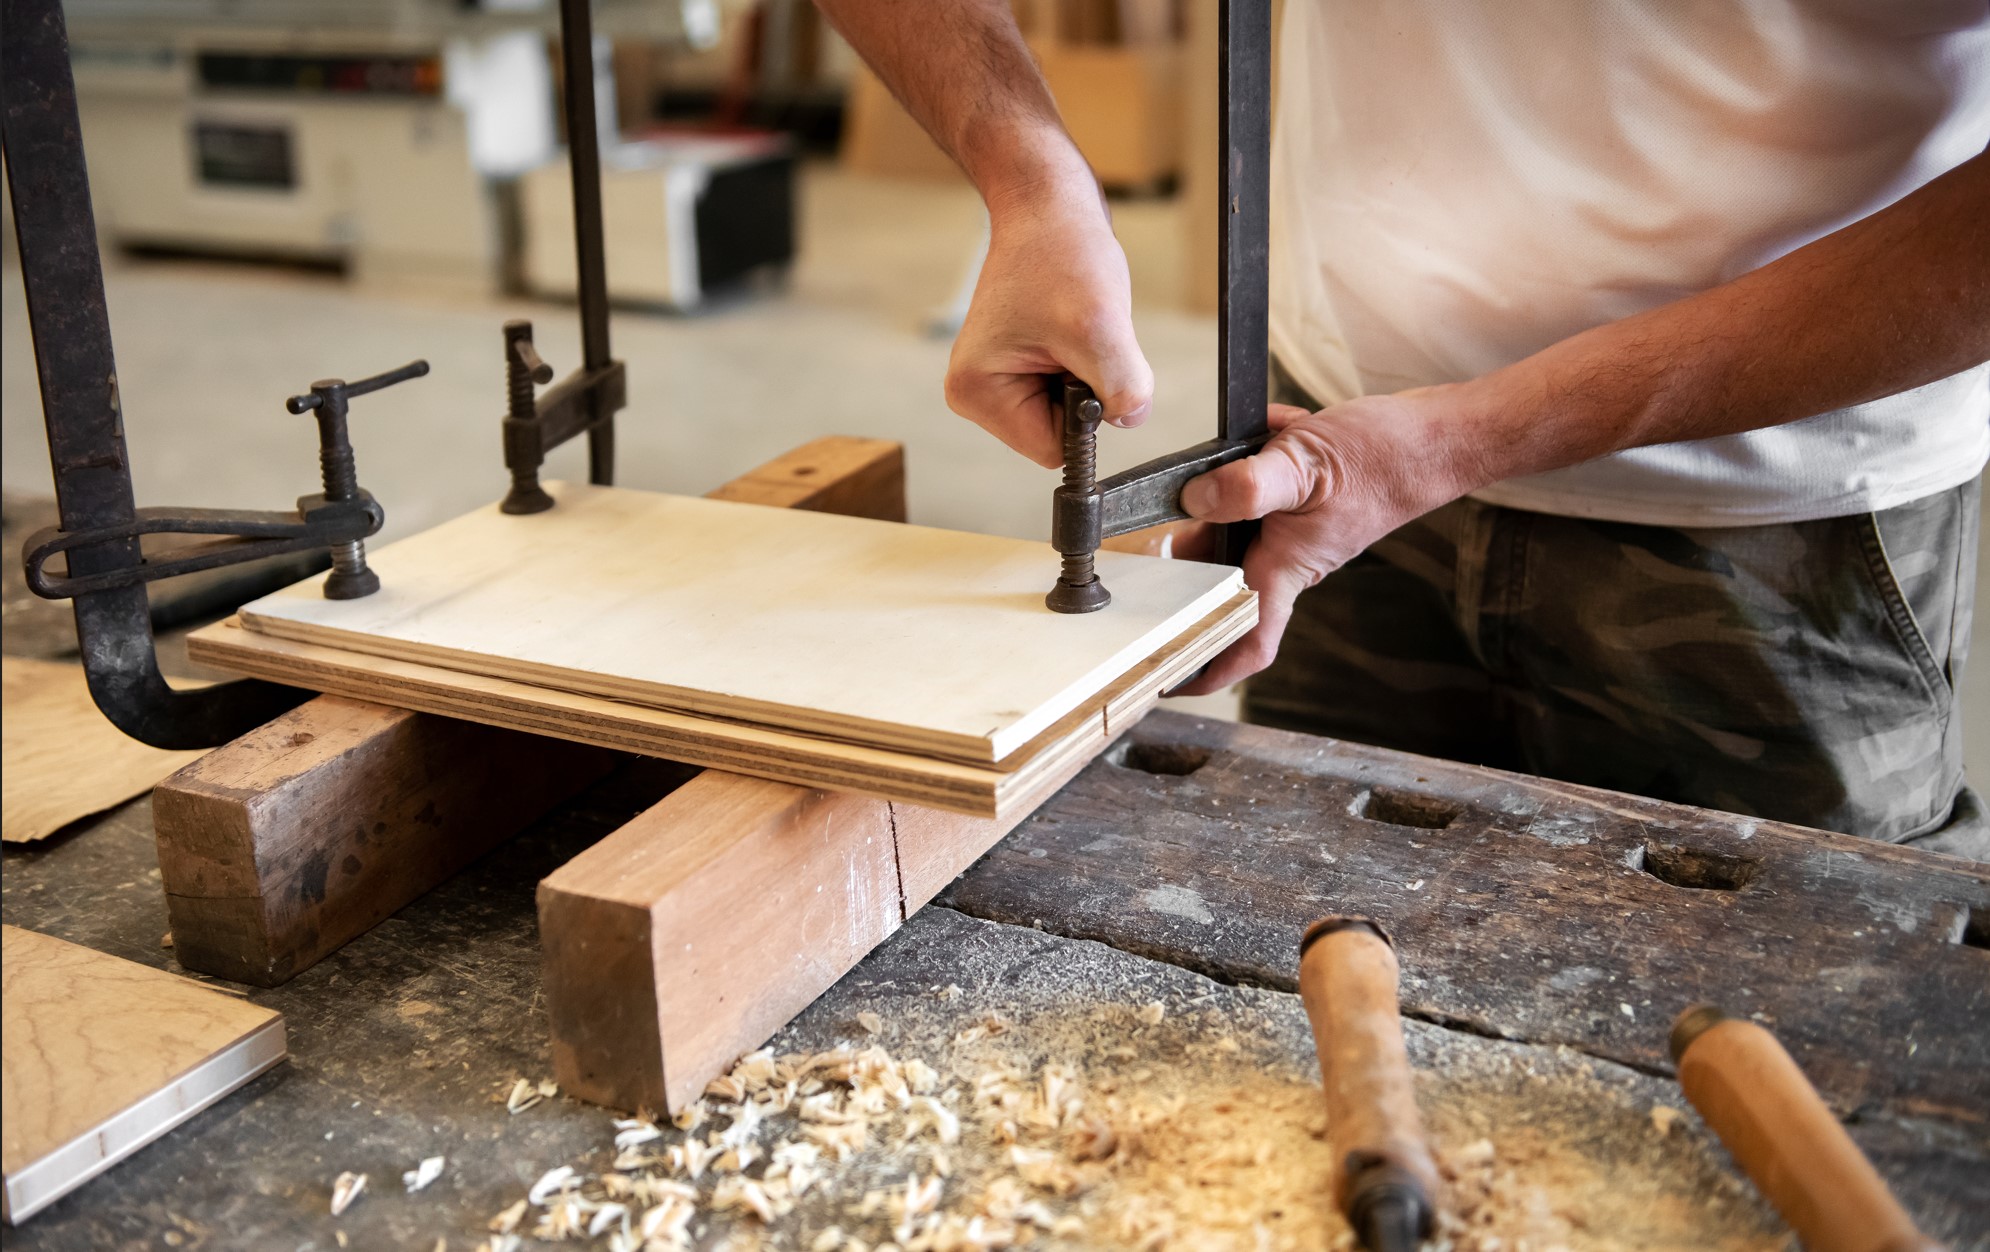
[3,161,1984,783]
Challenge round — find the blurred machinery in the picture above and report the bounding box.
[59,0,721,295]
[519,131,794,311]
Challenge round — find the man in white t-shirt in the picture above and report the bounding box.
[817,1,1990,856]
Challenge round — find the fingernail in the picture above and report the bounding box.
[1180,480,1212,517]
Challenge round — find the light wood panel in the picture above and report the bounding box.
[231,483,1245,765]
[187,592,1253,818]
[2,926,285,1223]
[2,657,207,843]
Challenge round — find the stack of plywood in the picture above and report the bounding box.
[841,0,1184,190]
[188,483,1254,820]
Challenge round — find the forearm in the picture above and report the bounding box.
[811,0,1098,219]
[1439,150,1990,491]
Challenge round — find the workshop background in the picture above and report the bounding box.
[5,0,1985,763]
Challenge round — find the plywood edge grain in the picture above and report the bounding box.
[3,1019,286,1224]
[189,589,1255,820]
[2,927,287,1223]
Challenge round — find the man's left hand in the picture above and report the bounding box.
[1167,390,1480,696]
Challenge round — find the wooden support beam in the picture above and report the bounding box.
[154,437,906,987]
[539,769,1081,1114]
[704,436,906,522]
[154,699,614,986]
[541,782,899,1114]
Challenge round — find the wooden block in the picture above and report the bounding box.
[2,926,285,1223]
[217,483,1245,766]
[2,657,206,843]
[541,780,900,1114]
[153,698,615,986]
[157,441,916,987]
[705,436,907,523]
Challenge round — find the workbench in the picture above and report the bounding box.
[3,695,1984,1248]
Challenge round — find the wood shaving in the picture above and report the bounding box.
[441,1004,1775,1252]
[527,1165,577,1205]
[403,1155,445,1193]
[488,1199,527,1233]
[329,1171,366,1217]
[1650,1105,1682,1137]
[857,1011,886,1035]
[505,1078,543,1115]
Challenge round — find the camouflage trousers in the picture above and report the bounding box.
[1246,366,1985,860]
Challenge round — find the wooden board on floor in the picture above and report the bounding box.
[188,592,1255,818]
[1,657,207,843]
[1,926,285,1224]
[226,482,1245,765]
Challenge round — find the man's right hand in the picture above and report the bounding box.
[943,184,1154,468]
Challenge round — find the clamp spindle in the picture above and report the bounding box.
[1045,381,1111,613]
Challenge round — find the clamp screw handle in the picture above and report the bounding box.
[285,358,428,599]
[1046,379,1111,614]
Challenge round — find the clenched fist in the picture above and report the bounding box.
[943,185,1153,467]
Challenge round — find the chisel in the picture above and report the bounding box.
[1298,916,1441,1252]
[1671,1004,1946,1252]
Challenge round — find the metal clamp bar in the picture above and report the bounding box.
[1095,432,1272,539]
[557,0,616,486]
[22,499,382,600]
[3,0,307,748]
[1215,0,1272,565]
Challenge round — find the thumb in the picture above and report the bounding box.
[1059,321,1154,430]
[1179,440,1320,524]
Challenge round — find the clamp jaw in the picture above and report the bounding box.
[498,319,627,515]
[23,360,426,604]
[1044,380,1271,612]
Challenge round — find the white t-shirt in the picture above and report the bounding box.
[1268,1,1990,527]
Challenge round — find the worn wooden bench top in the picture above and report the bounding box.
[2,711,1983,1247]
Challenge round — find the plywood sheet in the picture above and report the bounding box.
[234,483,1244,764]
[187,591,1255,818]
[1,658,207,843]
[2,926,285,1223]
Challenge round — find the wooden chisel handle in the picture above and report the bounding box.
[1671,1006,1945,1252]
[1299,917,1441,1249]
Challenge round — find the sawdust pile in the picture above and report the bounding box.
[467,998,1782,1252]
